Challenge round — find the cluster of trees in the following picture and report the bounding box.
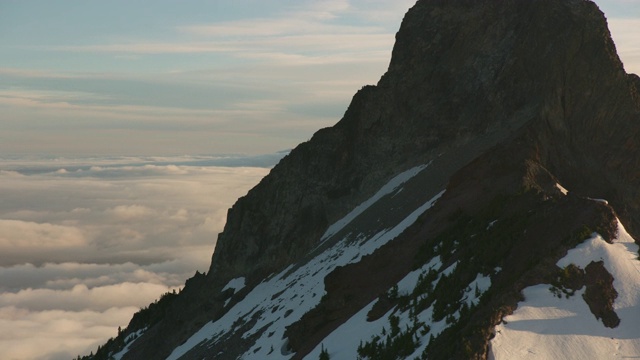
[355,195,525,359]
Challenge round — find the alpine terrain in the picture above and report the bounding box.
[85,0,640,359]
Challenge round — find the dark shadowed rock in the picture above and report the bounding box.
[86,0,640,359]
[583,261,620,328]
[209,0,639,292]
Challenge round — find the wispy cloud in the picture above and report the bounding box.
[0,88,113,105]
[177,20,380,38]
[0,67,363,154]
[47,42,240,55]
[43,32,393,66]
[35,1,400,64]
[0,88,277,126]
[0,68,84,79]
[0,1,419,156]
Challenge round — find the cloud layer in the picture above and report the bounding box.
[0,156,273,359]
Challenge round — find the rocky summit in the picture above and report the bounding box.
[86,0,640,359]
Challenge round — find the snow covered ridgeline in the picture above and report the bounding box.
[491,219,640,360]
[296,185,590,358]
[311,186,625,359]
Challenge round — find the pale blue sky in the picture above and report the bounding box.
[0,0,638,156]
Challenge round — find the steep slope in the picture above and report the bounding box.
[86,0,640,359]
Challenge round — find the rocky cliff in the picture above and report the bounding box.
[86,0,640,359]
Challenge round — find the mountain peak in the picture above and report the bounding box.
[86,0,640,359]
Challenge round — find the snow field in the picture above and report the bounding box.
[490,219,640,360]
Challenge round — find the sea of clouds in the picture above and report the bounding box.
[0,153,282,360]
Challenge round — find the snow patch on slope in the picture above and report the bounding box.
[320,162,431,242]
[222,277,246,306]
[222,277,245,293]
[463,273,492,307]
[111,327,147,360]
[166,178,444,360]
[490,219,640,360]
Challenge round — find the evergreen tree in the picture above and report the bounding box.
[319,344,330,360]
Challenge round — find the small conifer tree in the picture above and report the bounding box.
[319,344,330,360]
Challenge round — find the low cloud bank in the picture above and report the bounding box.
[0,155,274,359]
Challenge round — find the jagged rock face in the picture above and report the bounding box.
[94,0,640,359]
[210,0,638,286]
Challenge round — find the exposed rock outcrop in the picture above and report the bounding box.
[211,0,639,292]
[583,260,620,328]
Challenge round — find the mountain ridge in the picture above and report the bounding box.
[85,0,640,359]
